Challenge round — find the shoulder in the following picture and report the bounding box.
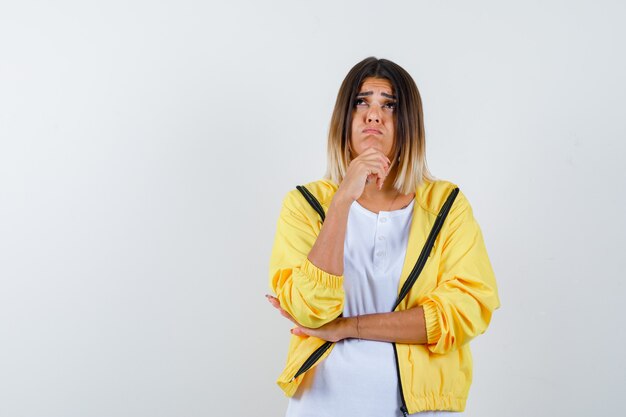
[414,178,472,216]
[281,178,339,216]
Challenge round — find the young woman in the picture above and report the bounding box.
[267,57,500,416]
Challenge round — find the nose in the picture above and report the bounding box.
[366,108,381,123]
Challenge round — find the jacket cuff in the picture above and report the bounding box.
[301,257,343,289]
[422,301,441,345]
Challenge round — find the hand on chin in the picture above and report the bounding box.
[365,173,378,184]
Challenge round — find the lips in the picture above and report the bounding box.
[362,128,382,135]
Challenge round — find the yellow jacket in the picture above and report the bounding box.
[269,178,500,413]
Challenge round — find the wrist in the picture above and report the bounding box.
[342,316,359,339]
[330,192,354,209]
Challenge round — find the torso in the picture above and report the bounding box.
[286,195,415,417]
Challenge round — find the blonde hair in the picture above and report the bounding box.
[324,57,435,195]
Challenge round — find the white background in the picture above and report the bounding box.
[1,1,624,416]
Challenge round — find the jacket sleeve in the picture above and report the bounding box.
[420,191,500,354]
[268,192,345,329]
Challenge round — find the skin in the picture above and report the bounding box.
[267,77,428,345]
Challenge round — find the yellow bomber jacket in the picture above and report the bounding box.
[268,178,500,413]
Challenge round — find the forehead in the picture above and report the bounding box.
[358,77,393,93]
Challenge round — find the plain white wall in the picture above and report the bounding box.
[1,1,624,416]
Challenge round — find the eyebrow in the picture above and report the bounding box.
[356,91,397,99]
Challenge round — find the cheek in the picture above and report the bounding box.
[351,120,358,135]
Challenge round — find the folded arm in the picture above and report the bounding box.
[267,294,427,344]
[269,191,352,328]
[268,191,499,349]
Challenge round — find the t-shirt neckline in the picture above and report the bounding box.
[352,197,415,219]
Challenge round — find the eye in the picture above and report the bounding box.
[384,101,397,111]
[354,98,367,107]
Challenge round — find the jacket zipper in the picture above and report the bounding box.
[393,343,409,417]
[391,187,459,416]
[393,187,459,311]
[291,186,331,382]
[293,339,409,415]
[290,185,459,414]
[296,185,326,222]
[292,341,333,380]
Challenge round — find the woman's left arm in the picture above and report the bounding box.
[418,191,500,353]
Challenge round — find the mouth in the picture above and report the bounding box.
[362,128,382,135]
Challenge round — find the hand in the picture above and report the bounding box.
[266,294,354,343]
[336,147,391,203]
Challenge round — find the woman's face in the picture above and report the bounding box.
[350,77,396,159]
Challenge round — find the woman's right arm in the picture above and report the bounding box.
[308,147,392,276]
[268,193,351,329]
[269,148,390,328]
[305,194,353,276]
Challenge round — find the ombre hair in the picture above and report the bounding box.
[324,57,435,195]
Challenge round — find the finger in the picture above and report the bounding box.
[291,327,308,337]
[364,161,389,180]
[360,150,388,165]
[363,147,380,155]
[357,148,389,167]
[279,308,298,324]
[279,308,291,319]
[364,164,387,183]
[266,296,282,310]
[356,160,389,177]
[377,154,390,168]
[362,148,390,165]
[291,326,313,338]
[367,156,389,170]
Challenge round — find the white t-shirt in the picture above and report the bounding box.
[285,198,459,417]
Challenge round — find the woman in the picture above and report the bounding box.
[266,57,500,416]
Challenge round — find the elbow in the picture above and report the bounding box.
[423,300,493,355]
[271,258,345,328]
[427,330,476,355]
[291,299,344,329]
[275,283,345,329]
[286,260,345,328]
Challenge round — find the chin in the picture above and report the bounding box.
[361,142,383,152]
